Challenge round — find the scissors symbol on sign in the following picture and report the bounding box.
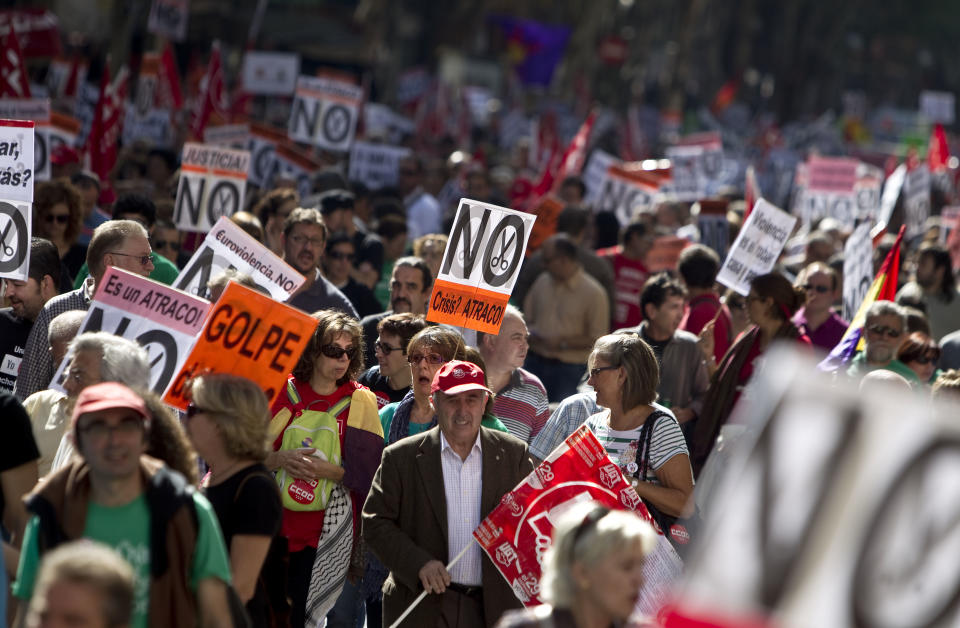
[0,219,14,257]
[490,230,515,272]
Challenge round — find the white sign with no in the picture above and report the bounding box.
[174,142,250,233]
[288,76,362,152]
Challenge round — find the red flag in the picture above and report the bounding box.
[62,54,85,100]
[549,109,597,194]
[710,78,739,113]
[743,165,760,222]
[0,26,31,98]
[86,63,129,199]
[158,41,183,109]
[191,42,227,139]
[928,123,950,172]
[473,424,680,608]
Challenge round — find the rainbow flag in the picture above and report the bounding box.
[818,225,905,372]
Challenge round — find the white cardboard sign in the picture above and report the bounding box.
[122,104,173,148]
[665,132,723,201]
[717,198,797,296]
[174,142,251,233]
[592,166,659,225]
[174,216,306,302]
[920,90,955,125]
[347,141,411,189]
[0,115,38,202]
[288,75,362,152]
[0,199,31,282]
[903,165,931,239]
[204,123,250,149]
[50,268,210,395]
[242,52,299,95]
[842,223,873,322]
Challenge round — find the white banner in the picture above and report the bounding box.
[122,104,173,148]
[246,124,284,188]
[903,165,931,239]
[347,141,411,189]
[174,216,306,302]
[842,223,873,322]
[242,52,299,95]
[272,143,317,198]
[0,199,32,282]
[665,132,723,201]
[362,103,415,144]
[592,166,659,225]
[920,90,955,125]
[50,268,210,395]
[717,198,797,296]
[288,75,362,152]
[147,0,189,42]
[174,143,250,233]
[0,120,35,205]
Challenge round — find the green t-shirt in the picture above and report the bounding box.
[72,253,180,289]
[14,492,231,628]
[379,402,509,439]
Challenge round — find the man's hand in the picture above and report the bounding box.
[418,559,451,594]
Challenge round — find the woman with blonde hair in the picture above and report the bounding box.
[184,373,282,625]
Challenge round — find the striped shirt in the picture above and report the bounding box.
[440,430,483,586]
[493,368,550,444]
[586,409,688,485]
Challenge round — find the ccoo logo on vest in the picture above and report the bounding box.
[427,198,536,335]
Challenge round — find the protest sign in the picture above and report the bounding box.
[920,90,955,125]
[427,199,536,334]
[396,67,430,106]
[793,157,881,229]
[474,424,682,615]
[347,141,411,189]
[49,268,210,396]
[362,103,415,144]
[242,51,299,95]
[0,197,31,281]
[204,123,249,149]
[717,198,797,296]
[0,99,49,181]
[0,9,61,58]
[163,281,319,410]
[903,164,931,239]
[581,149,619,205]
[122,104,173,148]
[174,216,305,301]
[592,164,661,225]
[288,75,362,152]
[665,131,723,201]
[877,163,906,233]
[247,122,284,188]
[842,223,873,322]
[174,142,250,233]
[0,119,35,282]
[697,199,729,260]
[147,0,188,42]
[273,141,320,198]
[664,347,960,627]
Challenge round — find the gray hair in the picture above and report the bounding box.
[476,304,525,347]
[540,502,657,608]
[865,300,906,331]
[69,332,150,389]
[48,310,87,345]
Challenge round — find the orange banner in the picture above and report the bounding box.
[426,278,511,335]
[162,281,319,410]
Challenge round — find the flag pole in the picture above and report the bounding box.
[387,541,475,628]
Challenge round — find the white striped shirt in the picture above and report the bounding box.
[440,430,484,586]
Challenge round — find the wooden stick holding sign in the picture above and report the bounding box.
[387,542,474,628]
[426,198,536,336]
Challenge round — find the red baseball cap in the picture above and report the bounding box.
[70,382,149,431]
[431,360,493,396]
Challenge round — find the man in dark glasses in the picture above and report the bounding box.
[847,301,919,383]
[792,262,848,352]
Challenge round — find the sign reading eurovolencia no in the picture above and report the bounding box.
[426,198,536,334]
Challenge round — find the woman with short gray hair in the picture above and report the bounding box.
[496,502,658,627]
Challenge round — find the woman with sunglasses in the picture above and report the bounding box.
[265,310,384,627]
[184,374,282,626]
[691,272,810,477]
[897,332,944,385]
[33,179,86,285]
[358,313,429,409]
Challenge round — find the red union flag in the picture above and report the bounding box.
[473,425,682,614]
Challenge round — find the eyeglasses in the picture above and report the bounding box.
[375,340,404,355]
[109,251,154,266]
[803,284,831,294]
[185,402,213,419]
[589,365,619,378]
[78,416,144,439]
[866,324,902,339]
[407,353,444,365]
[45,213,70,224]
[911,355,940,365]
[289,234,325,248]
[320,344,357,360]
[327,251,354,262]
[153,239,180,251]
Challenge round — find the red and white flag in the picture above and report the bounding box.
[86,63,129,199]
[549,109,597,194]
[0,25,31,98]
[157,41,183,109]
[473,425,682,613]
[191,41,228,139]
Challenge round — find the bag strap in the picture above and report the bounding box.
[233,468,277,504]
[635,410,669,481]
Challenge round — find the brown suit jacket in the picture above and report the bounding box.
[362,426,534,627]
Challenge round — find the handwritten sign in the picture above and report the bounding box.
[174,216,306,301]
[174,142,250,233]
[163,281,319,410]
[717,198,797,296]
[842,223,873,322]
[427,199,536,334]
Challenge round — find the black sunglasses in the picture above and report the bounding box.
[803,284,831,294]
[109,251,154,266]
[589,365,619,378]
[320,344,357,360]
[375,340,404,355]
[327,251,354,262]
[912,355,940,365]
[866,324,901,339]
[153,239,180,251]
[45,213,70,224]
[185,402,211,419]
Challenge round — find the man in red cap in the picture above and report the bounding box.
[363,360,533,628]
[13,382,234,627]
